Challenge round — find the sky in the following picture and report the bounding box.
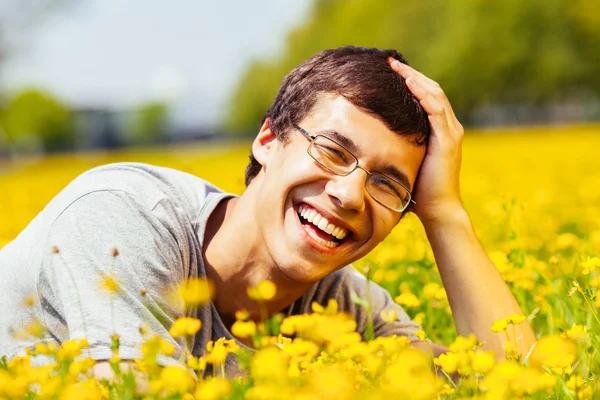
[0,0,312,128]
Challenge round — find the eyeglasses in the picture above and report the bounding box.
[293,124,416,212]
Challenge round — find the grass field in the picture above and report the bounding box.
[1,125,600,399]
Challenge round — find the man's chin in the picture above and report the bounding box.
[275,260,331,285]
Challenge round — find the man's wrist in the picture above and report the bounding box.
[419,202,469,231]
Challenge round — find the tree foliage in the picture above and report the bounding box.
[125,102,170,145]
[226,0,600,133]
[0,88,74,152]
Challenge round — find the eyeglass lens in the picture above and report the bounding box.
[308,135,410,211]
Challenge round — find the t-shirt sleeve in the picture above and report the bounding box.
[37,190,195,365]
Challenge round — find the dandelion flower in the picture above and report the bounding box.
[159,365,195,393]
[582,257,600,274]
[176,278,214,306]
[528,335,576,370]
[491,319,508,333]
[394,292,421,308]
[231,320,257,339]
[195,378,232,400]
[169,317,202,338]
[247,280,277,301]
[380,309,398,323]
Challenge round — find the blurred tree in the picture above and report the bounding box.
[0,0,79,155]
[126,102,170,145]
[0,88,74,152]
[226,0,600,132]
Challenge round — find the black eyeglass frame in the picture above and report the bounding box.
[292,124,416,212]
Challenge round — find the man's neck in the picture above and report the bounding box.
[202,190,313,325]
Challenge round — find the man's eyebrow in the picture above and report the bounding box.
[380,164,412,190]
[315,129,361,155]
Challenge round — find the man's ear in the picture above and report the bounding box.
[252,118,278,167]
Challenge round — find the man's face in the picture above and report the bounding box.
[251,93,426,283]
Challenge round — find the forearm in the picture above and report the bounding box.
[422,207,536,359]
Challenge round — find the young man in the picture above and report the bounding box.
[0,46,535,376]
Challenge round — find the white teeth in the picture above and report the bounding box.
[301,206,309,218]
[296,204,350,242]
[304,225,339,248]
[312,214,321,226]
[324,223,335,235]
[335,229,348,240]
[318,218,328,231]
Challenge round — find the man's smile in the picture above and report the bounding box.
[293,201,357,253]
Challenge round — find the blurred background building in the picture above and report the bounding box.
[0,0,598,157]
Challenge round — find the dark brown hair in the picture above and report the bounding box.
[245,45,430,186]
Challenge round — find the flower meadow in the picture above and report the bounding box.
[1,125,600,399]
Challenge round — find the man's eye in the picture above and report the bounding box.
[318,145,347,162]
[371,176,402,197]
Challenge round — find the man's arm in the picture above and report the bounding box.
[388,58,536,359]
[423,208,536,358]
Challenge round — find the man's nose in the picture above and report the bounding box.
[325,168,367,213]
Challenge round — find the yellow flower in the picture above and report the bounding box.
[566,374,585,391]
[504,341,518,359]
[169,317,202,338]
[0,370,29,398]
[251,347,289,381]
[565,324,588,341]
[394,292,421,308]
[60,380,105,400]
[231,320,257,339]
[99,274,120,294]
[506,314,526,324]
[415,330,426,341]
[235,309,250,321]
[311,301,325,314]
[205,339,229,365]
[176,278,214,305]
[195,378,232,400]
[142,335,176,365]
[18,319,46,339]
[309,365,351,399]
[67,357,96,378]
[529,335,577,370]
[58,339,89,361]
[422,282,441,300]
[555,232,579,249]
[491,318,508,333]
[159,365,195,394]
[35,341,60,355]
[383,348,437,400]
[380,309,398,323]
[582,257,600,274]
[434,352,464,374]
[449,334,477,352]
[247,280,277,301]
[413,312,425,325]
[470,350,496,374]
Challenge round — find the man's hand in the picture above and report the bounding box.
[387,58,537,360]
[388,58,464,224]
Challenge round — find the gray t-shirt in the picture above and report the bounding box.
[0,162,420,376]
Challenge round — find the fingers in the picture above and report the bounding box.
[389,59,439,92]
[388,58,463,137]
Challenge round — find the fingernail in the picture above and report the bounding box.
[393,60,402,68]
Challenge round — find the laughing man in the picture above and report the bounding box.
[0,46,535,376]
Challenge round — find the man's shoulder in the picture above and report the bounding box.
[49,162,223,218]
[80,162,222,201]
